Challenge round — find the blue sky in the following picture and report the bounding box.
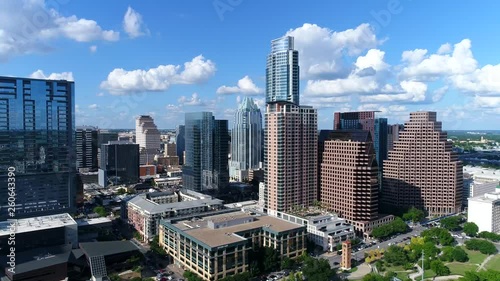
[1,0,500,130]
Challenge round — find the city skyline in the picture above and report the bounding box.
[2,1,500,130]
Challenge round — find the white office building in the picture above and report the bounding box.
[136,115,161,165]
[269,210,355,251]
[468,191,500,234]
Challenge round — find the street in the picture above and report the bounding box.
[321,225,427,267]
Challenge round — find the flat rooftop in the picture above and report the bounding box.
[169,211,304,248]
[464,166,500,181]
[0,213,76,236]
[128,195,223,215]
[80,241,139,257]
[469,191,500,203]
[76,217,112,227]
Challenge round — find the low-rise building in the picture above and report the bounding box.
[0,213,78,254]
[268,210,355,251]
[468,191,500,234]
[125,194,224,242]
[154,177,183,187]
[159,210,307,281]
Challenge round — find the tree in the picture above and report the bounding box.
[465,239,498,255]
[402,207,425,223]
[150,235,167,255]
[440,216,462,231]
[184,271,203,281]
[281,257,295,270]
[463,222,479,237]
[422,242,440,257]
[109,274,121,281]
[421,227,455,246]
[362,273,388,281]
[117,188,126,195]
[459,270,500,281]
[430,260,450,276]
[93,206,107,217]
[371,217,408,239]
[384,245,408,266]
[478,231,500,242]
[263,246,279,272]
[301,256,336,281]
[451,246,469,262]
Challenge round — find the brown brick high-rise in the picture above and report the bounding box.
[320,131,379,222]
[382,112,463,215]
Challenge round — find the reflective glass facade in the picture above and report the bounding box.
[0,76,76,220]
[99,141,139,186]
[183,112,229,191]
[266,36,300,105]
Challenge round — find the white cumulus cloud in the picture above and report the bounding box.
[30,70,74,81]
[123,6,149,38]
[100,55,216,95]
[216,76,263,95]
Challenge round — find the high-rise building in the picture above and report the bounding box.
[0,76,76,220]
[333,111,387,189]
[387,124,404,151]
[383,112,463,215]
[266,36,299,105]
[165,143,177,157]
[183,112,229,191]
[98,141,139,187]
[318,130,334,200]
[229,97,263,181]
[76,126,98,172]
[97,130,118,168]
[264,36,317,213]
[135,115,161,165]
[176,125,185,165]
[320,130,379,222]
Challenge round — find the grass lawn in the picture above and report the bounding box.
[485,254,500,270]
[347,267,358,273]
[382,265,407,272]
[415,269,436,280]
[463,247,488,265]
[395,271,411,280]
[446,262,478,276]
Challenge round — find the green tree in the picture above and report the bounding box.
[421,227,455,246]
[301,256,336,281]
[459,270,500,281]
[477,231,500,242]
[184,271,203,281]
[465,239,498,255]
[263,246,279,272]
[109,274,121,281]
[117,188,126,195]
[281,257,295,270]
[452,246,469,262]
[150,235,167,255]
[384,245,408,266]
[93,206,107,217]
[440,216,462,231]
[422,242,440,257]
[362,273,388,281]
[402,207,425,223]
[440,246,454,262]
[430,260,450,276]
[463,222,479,237]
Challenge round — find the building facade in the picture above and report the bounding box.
[98,141,139,187]
[320,131,379,223]
[269,211,355,252]
[183,112,229,191]
[176,125,186,165]
[265,103,317,213]
[266,36,299,105]
[97,130,118,168]
[125,193,224,242]
[230,97,263,181]
[136,115,161,165]
[387,124,404,152]
[264,36,317,213]
[159,210,307,281]
[76,126,98,172]
[333,111,387,189]
[383,112,463,215]
[0,76,76,220]
[468,191,500,234]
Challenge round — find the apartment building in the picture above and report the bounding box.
[468,191,500,234]
[159,210,306,281]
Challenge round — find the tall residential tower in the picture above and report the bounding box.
[264,36,318,213]
[230,97,263,181]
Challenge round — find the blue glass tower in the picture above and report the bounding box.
[0,76,76,220]
[266,36,300,105]
[183,112,229,191]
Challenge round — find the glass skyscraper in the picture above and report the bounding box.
[98,141,139,187]
[0,76,76,220]
[266,36,300,105]
[176,125,185,165]
[229,97,262,181]
[183,112,229,191]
